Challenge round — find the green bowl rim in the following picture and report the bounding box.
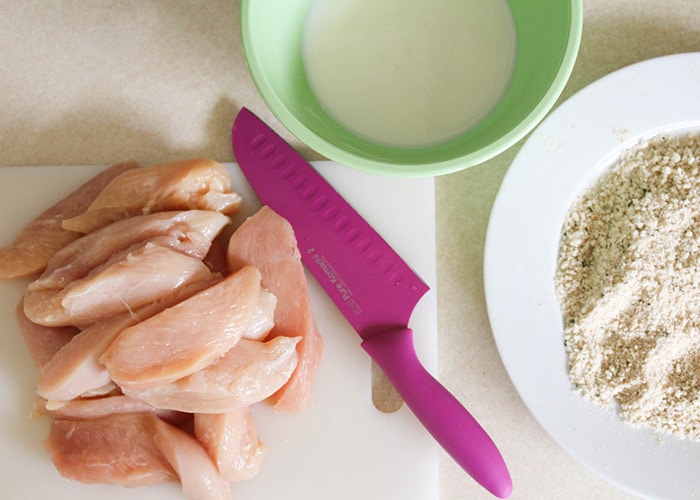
[239,0,584,177]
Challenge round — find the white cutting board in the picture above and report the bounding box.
[0,162,438,500]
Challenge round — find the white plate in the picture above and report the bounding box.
[484,52,700,500]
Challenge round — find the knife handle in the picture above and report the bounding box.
[361,327,512,499]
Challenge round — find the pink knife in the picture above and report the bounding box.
[232,107,512,499]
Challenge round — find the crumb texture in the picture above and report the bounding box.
[555,133,700,440]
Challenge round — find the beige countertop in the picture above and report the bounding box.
[1,1,699,499]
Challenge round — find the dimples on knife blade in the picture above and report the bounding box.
[232,111,429,338]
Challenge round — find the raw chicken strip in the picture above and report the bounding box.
[24,244,214,327]
[15,298,77,368]
[102,266,262,390]
[0,161,139,279]
[37,277,218,402]
[227,206,323,412]
[195,407,267,482]
[32,210,229,290]
[76,383,119,398]
[62,159,242,234]
[35,311,121,400]
[44,413,177,488]
[153,417,232,500]
[243,289,276,341]
[123,336,300,413]
[35,395,186,425]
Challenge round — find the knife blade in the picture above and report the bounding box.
[232,107,512,499]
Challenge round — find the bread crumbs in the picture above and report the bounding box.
[555,132,700,440]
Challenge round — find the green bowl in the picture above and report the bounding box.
[240,0,583,177]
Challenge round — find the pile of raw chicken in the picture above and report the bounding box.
[0,159,323,499]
